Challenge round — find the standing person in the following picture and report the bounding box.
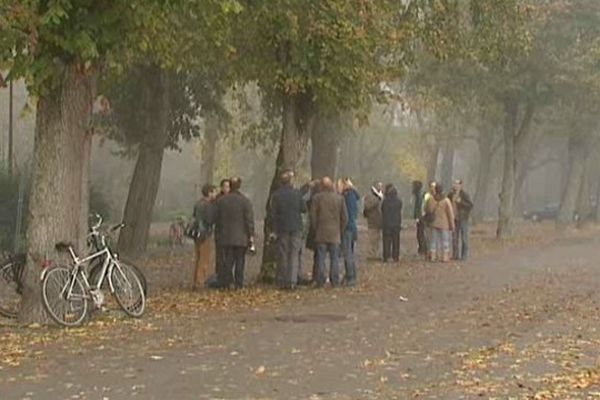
[412,181,427,256]
[269,170,306,290]
[215,177,255,289]
[420,181,437,258]
[192,184,217,289]
[425,184,455,262]
[310,177,348,288]
[340,178,360,287]
[304,179,321,283]
[363,182,384,260]
[211,179,231,288]
[381,186,403,263]
[449,179,474,260]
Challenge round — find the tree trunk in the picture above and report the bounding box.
[557,135,586,227]
[440,139,455,190]
[201,115,219,185]
[311,113,341,179]
[426,143,440,185]
[21,64,95,324]
[497,97,536,239]
[260,96,307,282]
[472,132,493,224]
[118,68,171,256]
[497,100,518,239]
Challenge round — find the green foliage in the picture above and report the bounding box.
[235,0,405,114]
[0,0,178,94]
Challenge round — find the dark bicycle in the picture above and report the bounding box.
[0,253,26,318]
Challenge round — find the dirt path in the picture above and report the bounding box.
[2,231,600,399]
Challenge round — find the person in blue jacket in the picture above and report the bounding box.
[339,177,360,287]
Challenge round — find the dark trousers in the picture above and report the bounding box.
[223,246,247,289]
[417,219,428,255]
[382,227,400,262]
[276,231,303,288]
[215,240,228,288]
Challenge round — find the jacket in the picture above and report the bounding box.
[343,188,360,234]
[215,190,255,247]
[382,190,403,230]
[448,190,473,222]
[426,196,455,231]
[270,184,306,235]
[310,189,348,245]
[363,191,383,229]
[193,197,215,234]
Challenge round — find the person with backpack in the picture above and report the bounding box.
[425,184,455,262]
[191,184,217,289]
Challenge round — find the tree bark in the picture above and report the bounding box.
[118,67,171,256]
[200,115,219,185]
[311,113,341,180]
[260,95,311,282]
[557,135,587,227]
[497,99,518,239]
[472,131,493,224]
[21,64,95,324]
[440,139,455,190]
[497,97,535,239]
[426,143,440,185]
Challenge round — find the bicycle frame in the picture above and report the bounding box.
[40,246,119,302]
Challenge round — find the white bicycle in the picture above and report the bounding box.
[41,216,146,327]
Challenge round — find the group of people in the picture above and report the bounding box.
[191,177,255,290]
[416,180,473,262]
[190,171,474,291]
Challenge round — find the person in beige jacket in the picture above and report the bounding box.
[425,184,455,262]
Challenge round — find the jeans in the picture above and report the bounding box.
[430,229,451,256]
[453,220,470,260]
[382,227,400,262]
[276,231,303,288]
[316,243,340,287]
[223,246,247,289]
[341,230,357,285]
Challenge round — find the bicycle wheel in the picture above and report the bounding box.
[42,266,89,327]
[0,261,21,318]
[90,260,147,296]
[110,262,145,317]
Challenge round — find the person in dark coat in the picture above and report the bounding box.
[215,177,254,289]
[340,178,360,286]
[448,179,473,260]
[209,179,231,288]
[269,170,306,289]
[310,177,348,287]
[381,186,403,263]
[412,181,427,256]
[303,179,321,282]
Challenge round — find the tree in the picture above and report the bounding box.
[0,0,177,323]
[99,1,239,255]
[233,0,405,279]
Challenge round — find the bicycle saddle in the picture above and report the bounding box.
[55,242,74,252]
